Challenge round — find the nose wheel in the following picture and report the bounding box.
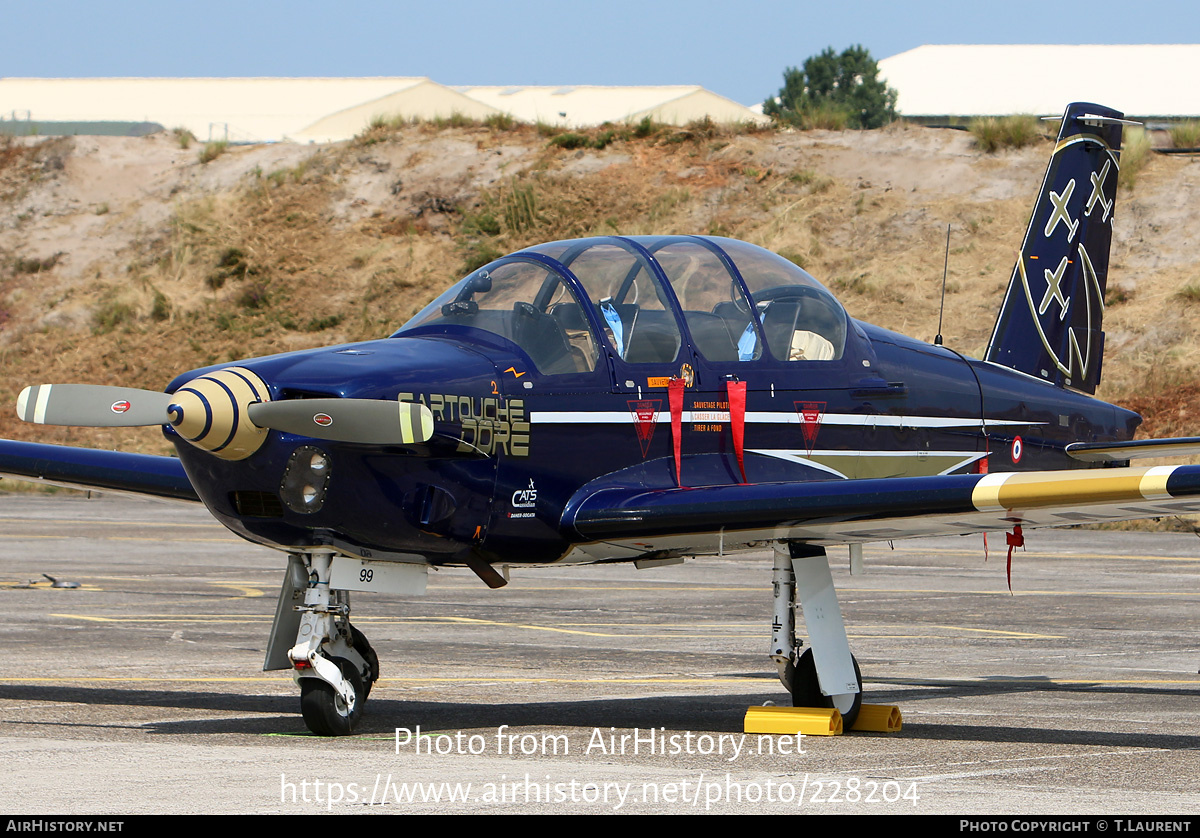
[300,656,365,736]
[349,623,379,700]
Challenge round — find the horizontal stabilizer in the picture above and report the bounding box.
[1066,437,1200,462]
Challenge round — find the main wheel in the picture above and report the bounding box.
[300,657,364,736]
[789,648,863,729]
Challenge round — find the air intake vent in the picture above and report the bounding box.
[232,490,285,518]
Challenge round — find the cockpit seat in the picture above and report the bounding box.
[512,302,577,375]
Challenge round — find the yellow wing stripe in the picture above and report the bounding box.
[1140,465,1174,500]
[972,467,1180,512]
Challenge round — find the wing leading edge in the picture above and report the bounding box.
[0,439,199,503]
[562,465,1200,548]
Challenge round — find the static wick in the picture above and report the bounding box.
[935,223,950,346]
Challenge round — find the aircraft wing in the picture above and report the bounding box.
[563,465,1200,547]
[0,439,199,503]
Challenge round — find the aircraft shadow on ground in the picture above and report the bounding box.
[2,681,1198,748]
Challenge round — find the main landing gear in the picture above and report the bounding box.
[266,549,379,736]
[769,543,863,728]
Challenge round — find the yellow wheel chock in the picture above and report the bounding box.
[743,705,843,736]
[743,704,902,736]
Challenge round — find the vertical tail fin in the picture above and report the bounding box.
[985,102,1128,394]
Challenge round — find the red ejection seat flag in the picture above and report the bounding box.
[726,380,747,483]
[669,378,686,488]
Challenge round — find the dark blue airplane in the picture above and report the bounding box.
[5,103,1200,736]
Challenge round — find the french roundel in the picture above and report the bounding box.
[1011,435,1023,463]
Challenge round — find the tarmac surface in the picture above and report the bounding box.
[1,492,1198,814]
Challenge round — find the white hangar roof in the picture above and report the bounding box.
[0,77,493,143]
[879,45,1200,118]
[456,85,768,128]
[0,78,767,142]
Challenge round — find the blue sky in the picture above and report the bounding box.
[3,0,1196,106]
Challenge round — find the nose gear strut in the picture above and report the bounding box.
[286,548,377,736]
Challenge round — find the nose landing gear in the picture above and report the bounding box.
[285,549,377,736]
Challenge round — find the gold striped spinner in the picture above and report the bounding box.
[168,367,271,461]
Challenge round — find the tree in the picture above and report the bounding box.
[764,45,898,130]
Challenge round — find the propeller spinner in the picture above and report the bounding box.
[16,366,433,460]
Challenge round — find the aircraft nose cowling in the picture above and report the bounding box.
[167,366,271,461]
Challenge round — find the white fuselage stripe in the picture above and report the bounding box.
[530,410,1038,429]
[752,448,983,458]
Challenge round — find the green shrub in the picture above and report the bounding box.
[198,140,228,164]
[93,299,136,333]
[1175,281,1200,302]
[1105,284,1134,306]
[483,113,518,131]
[548,132,589,150]
[632,116,662,139]
[430,112,477,129]
[969,115,1042,152]
[1120,126,1151,189]
[303,314,342,332]
[206,246,252,289]
[764,45,897,129]
[462,210,501,237]
[591,129,618,149]
[13,252,62,273]
[683,116,719,139]
[778,248,807,269]
[150,290,171,321]
[172,127,195,149]
[1170,120,1200,149]
[800,102,851,130]
[235,281,270,310]
[459,240,503,275]
[504,182,541,232]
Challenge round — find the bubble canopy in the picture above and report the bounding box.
[395,236,848,374]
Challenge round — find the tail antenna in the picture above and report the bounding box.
[934,223,950,346]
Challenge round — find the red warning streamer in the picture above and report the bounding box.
[977,454,989,561]
[669,377,686,488]
[1005,524,1024,593]
[726,380,747,483]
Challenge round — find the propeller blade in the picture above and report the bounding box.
[248,399,434,445]
[16,385,174,427]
